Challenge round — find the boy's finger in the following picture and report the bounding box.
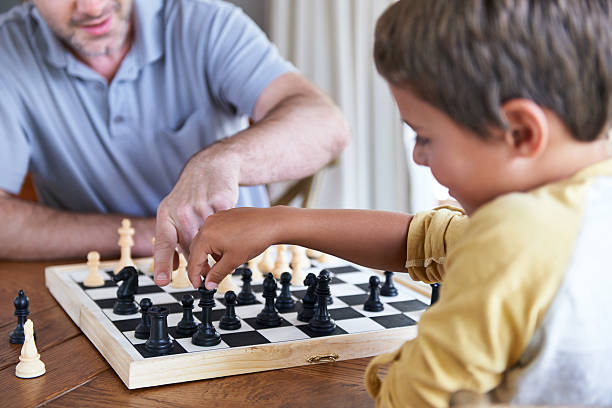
[204,256,237,290]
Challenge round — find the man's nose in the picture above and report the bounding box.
[75,0,107,17]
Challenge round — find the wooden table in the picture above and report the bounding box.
[1,261,378,408]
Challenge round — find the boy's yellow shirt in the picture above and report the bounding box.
[366,158,612,407]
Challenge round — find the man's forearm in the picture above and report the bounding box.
[0,195,155,261]
[189,75,350,186]
[276,207,412,272]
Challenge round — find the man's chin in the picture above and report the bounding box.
[71,37,125,57]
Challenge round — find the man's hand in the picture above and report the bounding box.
[187,207,282,289]
[153,145,241,286]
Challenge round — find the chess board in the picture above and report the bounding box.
[45,256,431,389]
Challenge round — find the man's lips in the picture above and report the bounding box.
[79,15,113,36]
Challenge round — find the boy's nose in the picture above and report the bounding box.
[413,146,428,166]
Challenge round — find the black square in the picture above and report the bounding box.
[168,326,198,339]
[221,331,271,347]
[113,318,141,332]
[157,302,184,314]
[250,284,264,293]
[329,307,364,320]
[137,285,165,295]
[210,309,226,321]
[337,294,369,306]
[242,317,292,331]
[387,300,428,312]
[95,299,117,309]
[296,324,348,338]
[324,266,359,274]
[291,289,307,299]
[134,340,187,358]
[371,314,416,328]
[329,276,345,285]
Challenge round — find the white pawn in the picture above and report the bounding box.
[114,218,135,274]
[147,237,155,276]
[171,253,191,289]
[247,254,264,283]
[216,273,238,295]
[306,248,322,259]
[272,245,291,280]
[290,246,308,286]
[83,251,105,287]
[258,246,274,273]
[317,252,332,264]
[15,319,45,379]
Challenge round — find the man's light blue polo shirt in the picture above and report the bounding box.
[0,0,295,215]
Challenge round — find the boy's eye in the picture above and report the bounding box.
[415,135,430,146]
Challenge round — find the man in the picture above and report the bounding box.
[0,0,349,286]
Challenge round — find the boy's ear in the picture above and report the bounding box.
[500,99,549,158]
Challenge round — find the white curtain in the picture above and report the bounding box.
[268,0,410,212]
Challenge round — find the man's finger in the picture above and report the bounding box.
[154,219,178,286]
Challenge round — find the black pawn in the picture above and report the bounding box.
[256,273,281,327]
[219,291,241,330]
[430,283,441,306]
[297,273,317,322]
[237,268,256,305]
[380,271,398,297]
[9,290,30,344]
[364,275,384,312]
[176,294,198,336]
[275,272,295,312]
[308,272,336,334]
[145,306,172,354]
[134,298,152,339]
[319,269,333,305]
[192,284,221,346]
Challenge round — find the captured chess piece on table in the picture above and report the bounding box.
[84,251,105,288]
[15,319,45,379]
[9,290,31,344]
[114,218,135,274]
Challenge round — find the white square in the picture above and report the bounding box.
[86,286,119,300]
[175,337,230,352]
[336,317,385,334]
[405,310,425,322]
[233,304,263,319]
[124,330,147,345]
[102,307,140,321]
[327,298,349,310]
[258,326,310,343]
[213,320,255,335]
[329,283,365,297]
[167,312,201,327]
[134,292,178,305]
[334,271,371,284]
[137,275,156,286]
[356,304,403,318]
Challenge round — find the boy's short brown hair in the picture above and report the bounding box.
[374,0,612,141]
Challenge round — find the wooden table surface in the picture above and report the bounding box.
[1,260,378,408]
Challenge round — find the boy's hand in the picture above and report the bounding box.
[187,207,283,289]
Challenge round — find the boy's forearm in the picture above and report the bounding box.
[276,206,412,272]
[0,195,155,260]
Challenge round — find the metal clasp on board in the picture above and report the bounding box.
[307,353,339,363]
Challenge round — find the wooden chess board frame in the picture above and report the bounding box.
[45,258,430,389]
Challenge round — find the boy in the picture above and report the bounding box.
[181,1,612,406]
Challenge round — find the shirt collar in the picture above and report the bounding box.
[32,0,164,80]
